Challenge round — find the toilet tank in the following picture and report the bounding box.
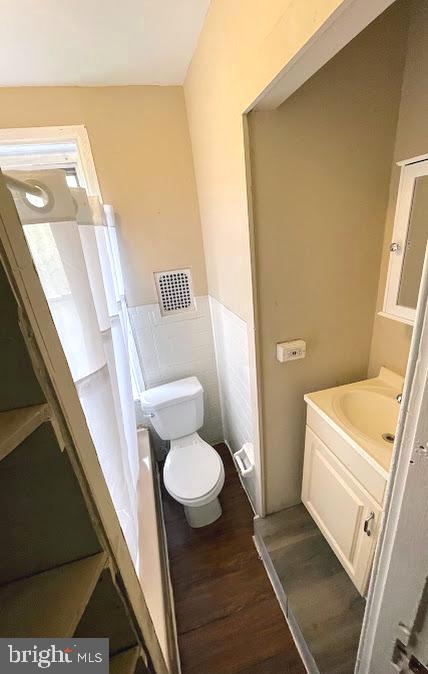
[141,377,204,440]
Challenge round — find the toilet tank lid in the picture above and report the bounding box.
[141,376,203,412]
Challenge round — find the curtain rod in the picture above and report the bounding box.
[3,173,45,199]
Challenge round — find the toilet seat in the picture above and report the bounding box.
[163,432,225,507]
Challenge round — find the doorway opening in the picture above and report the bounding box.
[245,0,427,670]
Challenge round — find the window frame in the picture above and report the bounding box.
[0,125,102,198]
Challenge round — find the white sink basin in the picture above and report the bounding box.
[333,388,399,447]
[304,367,404,472]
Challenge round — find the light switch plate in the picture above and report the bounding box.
[277,339,306,362]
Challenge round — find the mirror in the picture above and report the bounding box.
[383,158,428,325]
[397,175,428,309]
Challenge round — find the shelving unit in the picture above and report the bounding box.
[75,567,139,655]
[0,553,106,637]
[0,421,102,583]
[0,175,169,673]
[0,403,49,460]
[110,646,148,674]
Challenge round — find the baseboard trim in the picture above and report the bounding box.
[253,530,319,674]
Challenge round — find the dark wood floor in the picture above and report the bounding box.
[256,504,366,674]
[161,443,305,674]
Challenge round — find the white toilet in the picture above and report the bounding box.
[141,376,225,528]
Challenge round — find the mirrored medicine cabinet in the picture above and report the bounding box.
[382,156,428,325]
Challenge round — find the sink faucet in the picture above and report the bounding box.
[396,393,403,404]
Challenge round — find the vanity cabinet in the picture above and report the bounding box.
[302,426,382,595]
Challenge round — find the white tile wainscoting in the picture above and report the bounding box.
[128,296,222,444]
[209,297,256,508]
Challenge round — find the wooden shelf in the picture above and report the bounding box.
[0,262,46,413]
[110,647,147,674]
[0,552,106,638]
[0,422,102,585]
[0,403,49,461]
[75,567,138,655]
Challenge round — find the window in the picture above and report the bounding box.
[0,125,101,195]
[64,167,80,188]
[0,140,82,187]
[0,125,145,399]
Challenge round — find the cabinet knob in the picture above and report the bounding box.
[364,511,375,536]
[390,242,401,253]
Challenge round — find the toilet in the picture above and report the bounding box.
[141,376,225,528]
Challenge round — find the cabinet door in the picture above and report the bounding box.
[302,426,381,595]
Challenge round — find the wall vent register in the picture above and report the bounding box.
[154,269,195,316]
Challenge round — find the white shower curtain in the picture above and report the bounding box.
[10,170,140,568]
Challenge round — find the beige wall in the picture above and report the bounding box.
[185,0,363,322]
[248,2,409,513]
[368,0,428,377]
[184,0,399,515]
[0,86,207,307]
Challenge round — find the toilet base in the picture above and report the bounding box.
[184,497,222,528]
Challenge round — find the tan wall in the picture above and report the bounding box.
[368,0,428,377]
[184,0,401,515]
[0,86,207,307]
[184,0,362,322]
[248,3,409,512]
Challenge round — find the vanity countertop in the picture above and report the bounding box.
[304,367,404,473]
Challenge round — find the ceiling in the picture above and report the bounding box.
[0,0,211,86]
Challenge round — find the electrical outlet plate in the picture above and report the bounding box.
[277,339,306,362]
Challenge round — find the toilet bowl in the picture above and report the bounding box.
[164,433,225,527]
[141,377,224,528]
